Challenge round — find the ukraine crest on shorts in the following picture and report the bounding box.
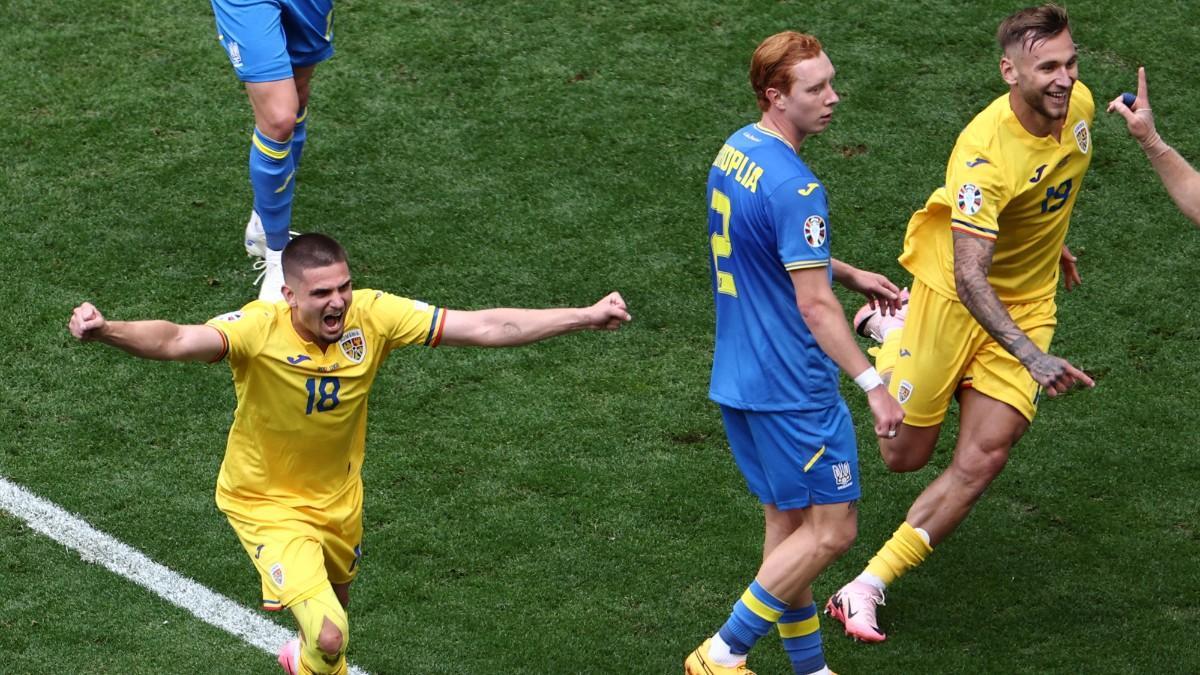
[1073,120,1090,154]
[339,328,366,364]
[832,461,853,490]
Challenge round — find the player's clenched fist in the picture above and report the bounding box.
[69,302,107,340]
[588,291,632,331]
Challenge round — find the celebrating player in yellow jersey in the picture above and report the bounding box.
[825,4,1096,643]
[68,233,631,675]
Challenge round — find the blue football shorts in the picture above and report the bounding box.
[720,400,861,510]
[211,0,335,82]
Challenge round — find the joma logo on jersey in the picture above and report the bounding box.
[832,462,853,490]
[286,354,311,365]
[339,329,366,363]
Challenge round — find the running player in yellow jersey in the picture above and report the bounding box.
[67,233,631,675]
[825,4,1095,643]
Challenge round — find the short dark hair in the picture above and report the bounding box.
[997,4,1071,53]
[281,233,348,280]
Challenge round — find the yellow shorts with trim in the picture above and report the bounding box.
[890,280,1056,427]
[221,497,363,611]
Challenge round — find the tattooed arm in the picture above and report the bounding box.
[952,232,1093,396]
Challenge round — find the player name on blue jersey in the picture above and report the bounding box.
[712,143,765,193]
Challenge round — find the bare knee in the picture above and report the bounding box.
[816,521,857,560]
[317,617,344,656]
[880,438,933,473]
[256,108,297,143]
[949,443,1010,493]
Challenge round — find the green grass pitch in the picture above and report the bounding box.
[3,1,1199,672]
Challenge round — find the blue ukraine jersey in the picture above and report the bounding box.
[707,123,840,411]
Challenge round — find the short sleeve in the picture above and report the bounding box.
[360,290,445,350]
[771,177,831,271]
[205,300,275,364]
[944,148,1010,240]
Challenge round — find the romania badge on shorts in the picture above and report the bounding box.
[956,183,983,216]
[339,328,366,364]
[803,215,827,247]
[1073,120,1090,154]
[897,379,913,405]
[270,563,285,588]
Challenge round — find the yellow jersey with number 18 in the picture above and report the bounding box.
[899,81,1095,304]
[205,289,445,520]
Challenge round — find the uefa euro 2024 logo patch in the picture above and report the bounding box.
[956,183,983,216]
[339,328,366,364]
[803,215,827,248]
[1074,120,1090,154]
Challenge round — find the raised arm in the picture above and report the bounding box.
[952,233,1092,396]
[438,291,631,348]
[791,268,903,437]
[68,302,226,362]
[1107,66,1200,227]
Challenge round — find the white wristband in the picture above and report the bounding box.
[855,367,883,392]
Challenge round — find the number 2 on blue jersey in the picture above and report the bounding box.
[710,188,738,297]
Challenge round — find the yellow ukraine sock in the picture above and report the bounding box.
[864,521,933,586]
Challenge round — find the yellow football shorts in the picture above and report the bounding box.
[889,280,1056,426]
[221,497,363,611]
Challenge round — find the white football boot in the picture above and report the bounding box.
[244,210,299,258]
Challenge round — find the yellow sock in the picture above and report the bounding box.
[864,521,933,586]
[291,585,349,675]
[874,328,904,378]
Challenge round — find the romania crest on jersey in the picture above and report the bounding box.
[1073,120,1090,154]
[339,328,366,364]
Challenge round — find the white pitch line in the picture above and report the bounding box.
[0,476,369,675]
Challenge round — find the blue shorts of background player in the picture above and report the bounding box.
[210,0,335,303]
[720,401,861,510]
[212,0,334,83]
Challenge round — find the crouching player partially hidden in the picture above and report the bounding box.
[68,233,631,674]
